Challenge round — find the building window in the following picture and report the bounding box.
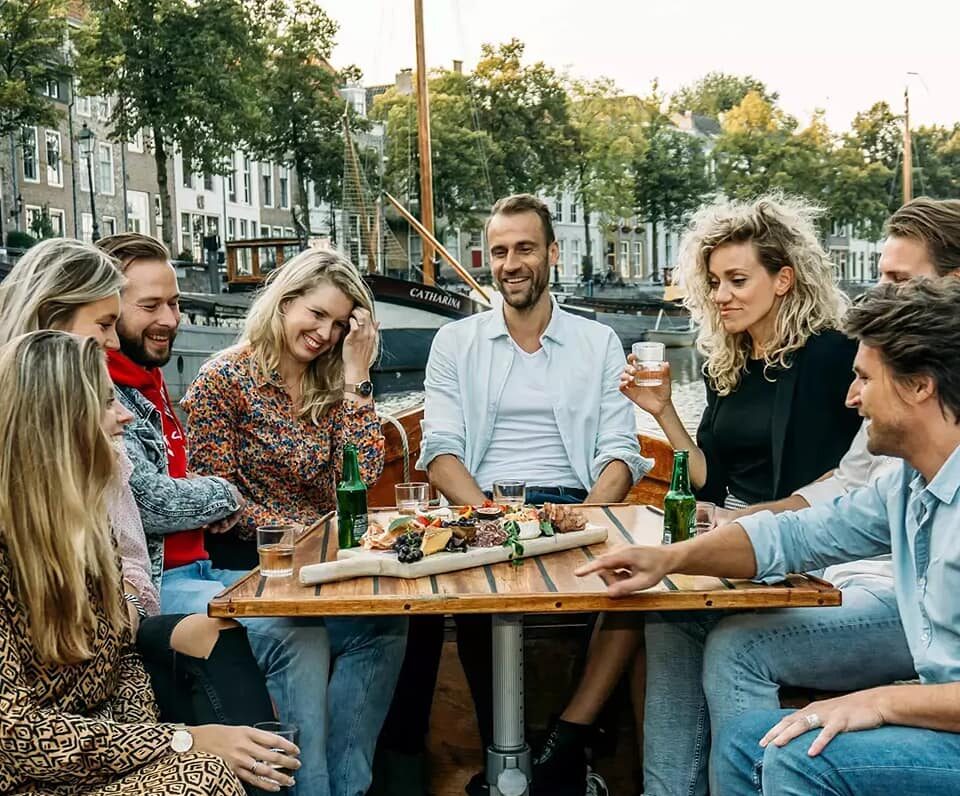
[75,85,91,117]
[21,128,39,182]
[261,164,273,207]
[181,213,192,255]
[42,78,60,99]
[285,227,294,238]
[554,197,563,223]
[633,241,643,277]
[242,157,251,204]
[81,212,94,244]
[25,205,43,234]
[182,165,193,189]
[239,218,248,239]
[570,203,577,224]
[102,216,117,237]
[665,234,673,268]
[203,173,213,192]
[97,96,111,120]
[45,131,62,186]
[98,143,114,195]
[620,241,629,277]
[272,226,283,238]
[128,129,144,152]
[558,239,566,272]
[227,217,236,240]
[48,208,65,236]
[260,224,270,238]
[227,158,237,202]
[279,167,290,208]
[571,239,581,276]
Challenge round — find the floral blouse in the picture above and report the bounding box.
[182,346,385,540]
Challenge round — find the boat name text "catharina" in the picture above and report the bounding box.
[409,287,463,309]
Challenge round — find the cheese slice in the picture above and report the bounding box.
[422,527,453,556]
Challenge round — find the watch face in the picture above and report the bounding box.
[358,380,374,397]
[171,729,194,753]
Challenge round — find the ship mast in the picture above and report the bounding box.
[902,83,913,205]
[414,0,436,284]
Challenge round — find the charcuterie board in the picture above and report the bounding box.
[298,524,606,585]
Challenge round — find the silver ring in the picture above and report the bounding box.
[804,712,821,730]
[251,761,260,775]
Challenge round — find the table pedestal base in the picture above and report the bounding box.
[487,614,532,796]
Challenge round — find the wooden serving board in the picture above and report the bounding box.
[298,524,607,585]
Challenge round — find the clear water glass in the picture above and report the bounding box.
[493,479,526,510]
[257,524,296,577]
[632,341,668,386]
[395,482,430,514]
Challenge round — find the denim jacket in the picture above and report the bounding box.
[417,295,652,488]
[115,384,241,582]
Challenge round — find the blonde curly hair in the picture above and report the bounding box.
[679,194,849,396]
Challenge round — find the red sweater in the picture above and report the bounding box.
[108,351,208,569]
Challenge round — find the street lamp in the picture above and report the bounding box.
[77,122,100,242]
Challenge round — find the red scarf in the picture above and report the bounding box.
[108,351,207,569]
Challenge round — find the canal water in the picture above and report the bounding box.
[375,346,707,440]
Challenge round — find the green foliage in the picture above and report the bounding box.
[250,0,354,235]
[471,39,573,197]
[0,0,68,139]
[670,72,778,118]
[75,0,269,246]
[373,69,496,228]
[634,88,713,275]
[6,230,37,250]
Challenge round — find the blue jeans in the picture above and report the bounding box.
[643,582,915,796]
[714,709,960,795]
[161,560,407,796]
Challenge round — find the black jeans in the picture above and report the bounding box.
[137,613,275,726]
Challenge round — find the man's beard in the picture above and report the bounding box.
[118,325,176,368]
[865,417,906,459]
[497,261,550,311]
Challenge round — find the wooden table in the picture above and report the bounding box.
[209,504,840,796]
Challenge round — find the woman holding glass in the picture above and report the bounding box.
[0,331,299,795]
[182,246,406,796]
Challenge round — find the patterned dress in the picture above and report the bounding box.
[0,543,244,796]
[182,345,385,541]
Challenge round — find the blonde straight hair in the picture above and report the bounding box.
[0,238,124,344]
[241,247,378,423]
[679,195,849,396]
[0,332,122,664]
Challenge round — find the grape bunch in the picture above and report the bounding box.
[444,535,468,553]
[394,531,424,564]
[442,517,478,529]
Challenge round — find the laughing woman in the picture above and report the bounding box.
[0,332,300,795]
[183,247,406,796]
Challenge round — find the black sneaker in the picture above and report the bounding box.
[530,721,587,796]
[369,750,431,796]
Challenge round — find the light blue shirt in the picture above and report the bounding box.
[417,295,652,490]
[740,443,960,685]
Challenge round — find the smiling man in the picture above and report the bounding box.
[372,194,649,796]
[581,277,960,795]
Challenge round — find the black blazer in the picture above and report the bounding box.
[696,329,861,505]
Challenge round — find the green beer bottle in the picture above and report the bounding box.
[662,450,696,544]
[337,444,368,549]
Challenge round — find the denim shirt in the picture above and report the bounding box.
[740,443,960,685]
[417,295,652,488]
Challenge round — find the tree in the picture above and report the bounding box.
[76,0,268,250]
[566,78,641,283]
[0,0,68,139]
[634,89,713,281]
[670,72,778,119]
[471,39,573,197]
[373,68,496,230]
[252,0,355,240]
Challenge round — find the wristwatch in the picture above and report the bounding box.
[171,726,194,753]
[344,380,374,397]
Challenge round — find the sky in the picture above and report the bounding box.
[317,0,960,132]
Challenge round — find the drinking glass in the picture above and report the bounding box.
[395,482,431,515]
[253,721,300,790]
[493,479,526,510]
[631,341,668,387]
[694,501,716,536]
[257,525,296,578]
